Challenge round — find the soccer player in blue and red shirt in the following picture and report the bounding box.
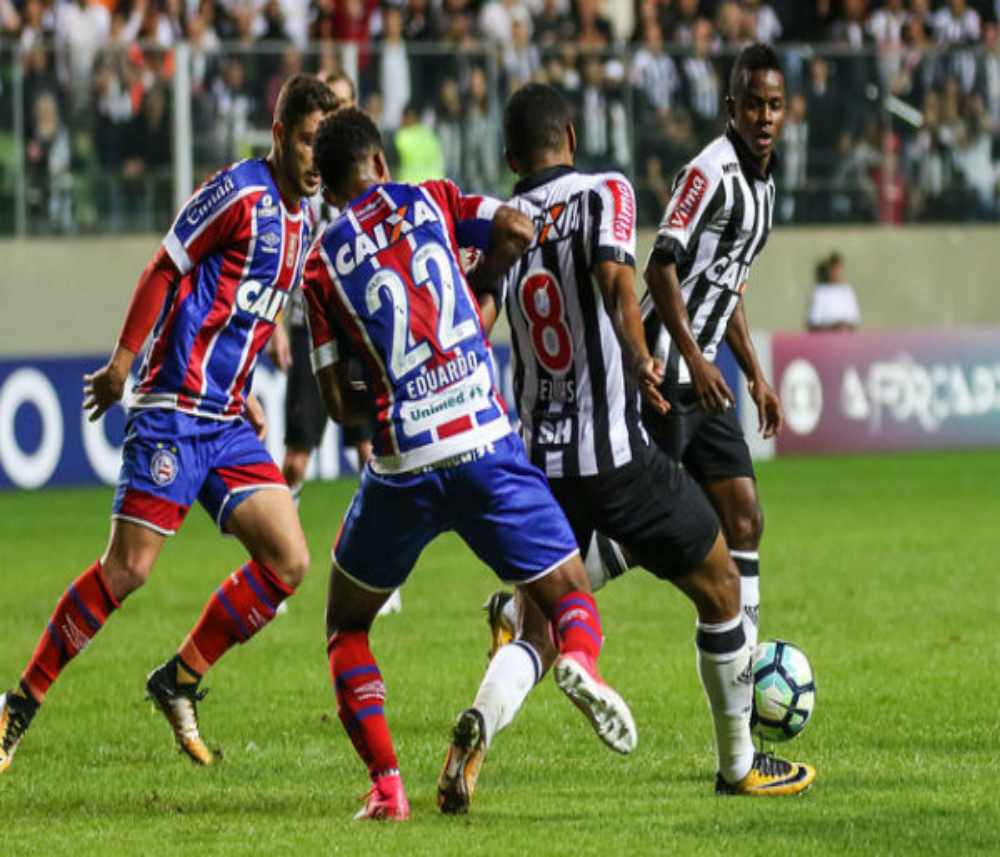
[0,74,338,775]
[302,106,636,821]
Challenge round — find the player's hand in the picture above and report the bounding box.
[689,356,735,413]
[83,352,131,422]
[638,357,669,415]
[246,394,267,440]
[267,323,292,372]
[749,377,783,439]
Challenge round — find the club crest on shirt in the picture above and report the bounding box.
[150,446,179,486]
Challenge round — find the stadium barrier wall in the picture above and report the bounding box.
[2,225,1000,358]
[2,329,996,490]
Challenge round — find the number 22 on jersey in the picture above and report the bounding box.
[366,242,479,381]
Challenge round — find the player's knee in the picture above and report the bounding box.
[724,504,763,550]
[100,551,154,601]
[273,541,310,590]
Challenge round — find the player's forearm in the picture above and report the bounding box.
[644,253,702,366]
[599,262,651,378]
[476,205,533,282]
[725,302,765,385]
[118,246,176,353]
[316,364,372,426]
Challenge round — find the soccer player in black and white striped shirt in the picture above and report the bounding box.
[640,43,786,667]
[437,81,814,812]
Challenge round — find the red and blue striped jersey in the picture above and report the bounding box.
[303,180,512,473]
[131,158,312,420]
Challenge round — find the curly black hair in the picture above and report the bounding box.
[503,83,572,167]
[313,106,383,197]
[728,43,783,99]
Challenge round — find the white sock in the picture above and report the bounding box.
[473,640,542,749]
[289,482,304,509]
[501,593,517,630]
[583,533,628,593]
[731,550,760,652]
[695,616,755,784]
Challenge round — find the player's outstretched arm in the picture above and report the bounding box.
[595,260,667,415]
[467,206,534,292]
[644,248,734,412]
[725,300,783,438]
[83,246,178,422]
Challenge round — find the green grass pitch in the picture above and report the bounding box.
[1,450,998,855]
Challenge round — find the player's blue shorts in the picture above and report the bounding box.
[333,433,579,592]
[112,409,286,536]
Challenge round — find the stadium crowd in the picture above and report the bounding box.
[3,0,1000,232]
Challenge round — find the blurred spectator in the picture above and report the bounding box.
[394,103,444,183]
[25,91,74,234]
[868,0,909,92]
[740,0,783,44]
[435,76,463,180]
[952,94,996,216]
[56,0,111,118]
[93,35,136,228]
[573,0,613,49]
[980,22,1000,129]
[935,0,982,92]
[905,90,961,220]
[534,0,575,49]
[575,56,629,172]
[21,42,60,141]
[871,132,906,224]
[828,0,878,140]
[678,16,722,140]
[807,252,861,332]
[378,4,412,130]
[211,56,255,163]
[479,0,529,44]
[503,7,542,94]
[804,55,850,218]
[778,90,808,222]
[670,0,700,44]
[122,86,173,228]
[0,0,19,37]
[713,0,744,49]
[461,65,500,192]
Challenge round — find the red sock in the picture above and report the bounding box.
[23,560,120,700]
[551,591,603,668]
[327,631,397,778]
[179,561,293,671]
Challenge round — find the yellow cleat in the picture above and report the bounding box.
[0,685,38,775]
[482,591,515,659]
[437,708,487,814]
[716,752,816,796]
[145,663,213,766]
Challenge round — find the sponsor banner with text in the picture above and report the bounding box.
[0,347,518,490]
[773,330,1000,455]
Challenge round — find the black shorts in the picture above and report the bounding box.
[548,444,719,580]
[642,386,754,485]
[284,326,329,451]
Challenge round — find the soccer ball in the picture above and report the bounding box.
[750,639,816,743]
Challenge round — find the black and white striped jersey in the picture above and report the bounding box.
[641,125,775,385]
[502,165,650,479]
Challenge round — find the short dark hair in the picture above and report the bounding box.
[314,106,383,196]
[322,70,356,104]
[728,43,783,99]
[274,73,338,132]
[503,83,572,166]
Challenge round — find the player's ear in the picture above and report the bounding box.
[373,148,391,182]
[503,147,519,176]
[271,119,285,153]
[725,94,736,121]
[567,122,577,156]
